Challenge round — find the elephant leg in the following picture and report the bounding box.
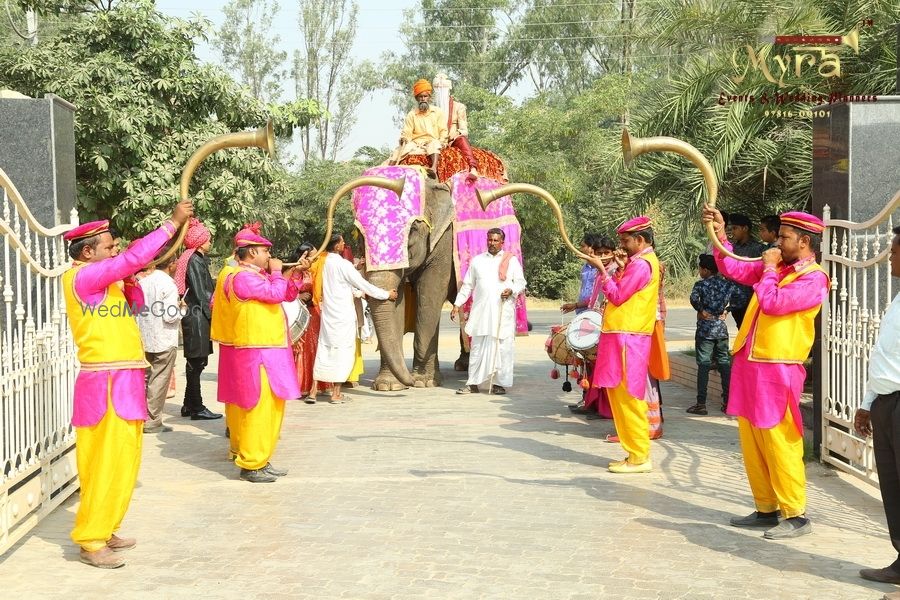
[411,232,452,388]
[368,271,414,390]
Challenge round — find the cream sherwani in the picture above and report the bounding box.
[314,253,390,382]
[454,251,526,388]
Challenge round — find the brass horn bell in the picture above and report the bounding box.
[152,121,276,266]
[620,128,759,263]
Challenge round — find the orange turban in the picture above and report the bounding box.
[412,79,432,97]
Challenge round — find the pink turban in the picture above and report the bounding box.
[175,218,212,295]
[780,211,825,234]
[64,219,109,242]
[616,216,652,234]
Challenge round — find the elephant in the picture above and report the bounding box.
[348,165,527,391]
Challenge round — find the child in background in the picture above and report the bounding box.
[759,214,781,250]
[687,254,733,415]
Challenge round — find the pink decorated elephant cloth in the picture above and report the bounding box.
[353,165,426,272]
[451,173,529,335]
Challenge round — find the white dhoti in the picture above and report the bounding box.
[313,342,356,382]
[467,334,514,388]
[315,253,392,383]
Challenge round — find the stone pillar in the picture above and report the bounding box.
[0,92,77,228]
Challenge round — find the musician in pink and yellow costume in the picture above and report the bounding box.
[586,216,660,474]
[216,225,307,483]
[703,207,829,540]
[62,199,192,568]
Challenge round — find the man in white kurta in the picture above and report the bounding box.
[451,229,526,394]
[314,235,397,401]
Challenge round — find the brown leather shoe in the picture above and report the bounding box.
[80,547,125,569]
[860,565,900,584]
[107,534,136,552]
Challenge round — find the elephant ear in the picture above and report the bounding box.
[423,179,455,254]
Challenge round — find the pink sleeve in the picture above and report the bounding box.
[599,258,651,306]
[75,222,176,303]
[755,270,829,316]
[233,270,293,304]
[713,240,764,286]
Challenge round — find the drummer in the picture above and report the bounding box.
[219,226,307,483]
[568,235,617,418]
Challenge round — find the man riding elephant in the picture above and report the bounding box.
[387,79,447,176]
[389,75,506,183]
[433,72,478,178]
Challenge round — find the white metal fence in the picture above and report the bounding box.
[820,191,899,485]
[0,167,78,554]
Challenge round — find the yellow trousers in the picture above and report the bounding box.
[235,368,285,471]
[608,379,651,464]
[348,338,364,383]
[225,403,242,460]
[737,408,806,518]
[71,397,143,552]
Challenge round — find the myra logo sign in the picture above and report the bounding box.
[731,29,859,87]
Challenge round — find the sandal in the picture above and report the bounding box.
[329,395,345,404]
[686,404,708,415]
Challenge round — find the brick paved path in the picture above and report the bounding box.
[0,320,895,599]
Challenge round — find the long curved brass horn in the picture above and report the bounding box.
[313,176,407,257]
[152,121,276,266]
[621,129,758,262]
[476,183,589,259]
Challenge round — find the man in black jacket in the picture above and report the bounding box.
[174,218,221,420]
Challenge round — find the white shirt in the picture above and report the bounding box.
[137,269,183,353]
[453,250,526,338]
[319,253,390,347]
[862,291,900,410]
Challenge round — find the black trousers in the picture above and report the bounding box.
[731,307,747,329]
[871,390,900,568]
[183,356,209,413]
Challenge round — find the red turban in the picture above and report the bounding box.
[174,218,212,295]
[412,79,432,97]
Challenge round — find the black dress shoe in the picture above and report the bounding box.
[180,406,190,417]
[190,407,223,420]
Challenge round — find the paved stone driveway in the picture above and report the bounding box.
[0,324,895,600]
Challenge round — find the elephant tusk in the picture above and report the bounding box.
[317,175,407,257]
[476,183,588,259]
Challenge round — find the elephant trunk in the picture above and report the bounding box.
[368,272,415,387]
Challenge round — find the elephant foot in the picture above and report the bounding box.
[372,371,409,392]
[412,371,443,388]
[454,352,469,372]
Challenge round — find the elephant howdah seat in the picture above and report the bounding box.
[398,145,507,183]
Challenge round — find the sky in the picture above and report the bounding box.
[154,0,420,161]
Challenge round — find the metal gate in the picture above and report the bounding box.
[820,191,899,485]
[0,167,79,554]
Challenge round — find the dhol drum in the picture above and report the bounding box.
[565,310,603,360]
[282,299,311,344]
[545,324,575,366]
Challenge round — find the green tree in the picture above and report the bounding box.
[0,0,326,249]
[214,0,288,103]
[294,0,374,160]
[603,0,899,276]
